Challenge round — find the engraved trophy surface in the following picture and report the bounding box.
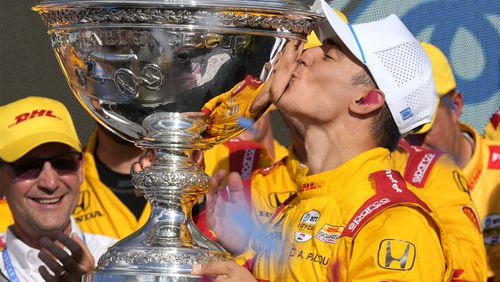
[33,1,317,280]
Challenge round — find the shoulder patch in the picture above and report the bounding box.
[340,169,431,238]
[400,141,442,187]
[488,145,500,169]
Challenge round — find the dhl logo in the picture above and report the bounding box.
[300,182,320,191]
[8,109,60,128]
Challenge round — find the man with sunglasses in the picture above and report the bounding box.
[0,96,116,282]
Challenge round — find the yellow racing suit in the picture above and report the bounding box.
[196,138,288,241]
[204,138,288,178]
[244,148,453,281]
[73,130,151,239]
[461,124,500,281]
[392,139,487,281]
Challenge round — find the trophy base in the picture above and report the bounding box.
[84,244,228,282]
[84,271,205,282]
[83,207,230,282]
[84,249,225,281]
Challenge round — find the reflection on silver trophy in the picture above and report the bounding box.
[33,1,317,280]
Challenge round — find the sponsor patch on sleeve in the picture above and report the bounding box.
[377,239,416,271]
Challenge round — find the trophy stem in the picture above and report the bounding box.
[84,148,229,281]
[140,149,200,248]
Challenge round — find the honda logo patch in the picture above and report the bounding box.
[377,239,416,271]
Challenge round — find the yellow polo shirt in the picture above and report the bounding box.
[74,130,151,239]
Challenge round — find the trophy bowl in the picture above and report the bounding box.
[33,1,317,280]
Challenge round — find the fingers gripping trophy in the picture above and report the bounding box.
[33,0,318,280]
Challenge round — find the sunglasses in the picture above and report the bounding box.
[1,152,82,179]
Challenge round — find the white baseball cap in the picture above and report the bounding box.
[314,0,437,135]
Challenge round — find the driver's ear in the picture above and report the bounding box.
[350,89,385,115]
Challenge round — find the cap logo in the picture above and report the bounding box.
[8,109,60,128]
[400,107,413,121]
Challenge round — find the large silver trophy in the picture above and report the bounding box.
[33,0,317,280]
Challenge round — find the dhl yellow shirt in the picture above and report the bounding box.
[246,148,453,281]
[484,109,500,142]
[74,130,151,239]
[248,147,307,225]
[0,198,14,233]
[461,124,500,281]
[392,139,487,281]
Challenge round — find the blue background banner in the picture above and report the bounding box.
[333,0,499,132]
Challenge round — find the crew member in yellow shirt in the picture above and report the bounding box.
[73,126,151,239]
[405,42,500,281]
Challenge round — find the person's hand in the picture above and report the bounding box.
[192,261,257,281]
[131,149,155,174]
[131,149,205,199]
[131,149,155,197]
[131,149,204,174]
[270,39,303,105]
[207,171,254,255]
[38,233,94,282]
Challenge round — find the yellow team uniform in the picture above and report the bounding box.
[392,139,487,281]
[461,123,500,281]
[196,138,288,240]
[248,147,307,225]
[242,148,453,281]
[0,199,14,233]
[204,138,288,178]
[73,130,151,239]
[484,108,500,142]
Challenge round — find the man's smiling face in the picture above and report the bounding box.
[0,142,82,238]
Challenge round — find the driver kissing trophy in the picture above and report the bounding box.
[33,0,317,280]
